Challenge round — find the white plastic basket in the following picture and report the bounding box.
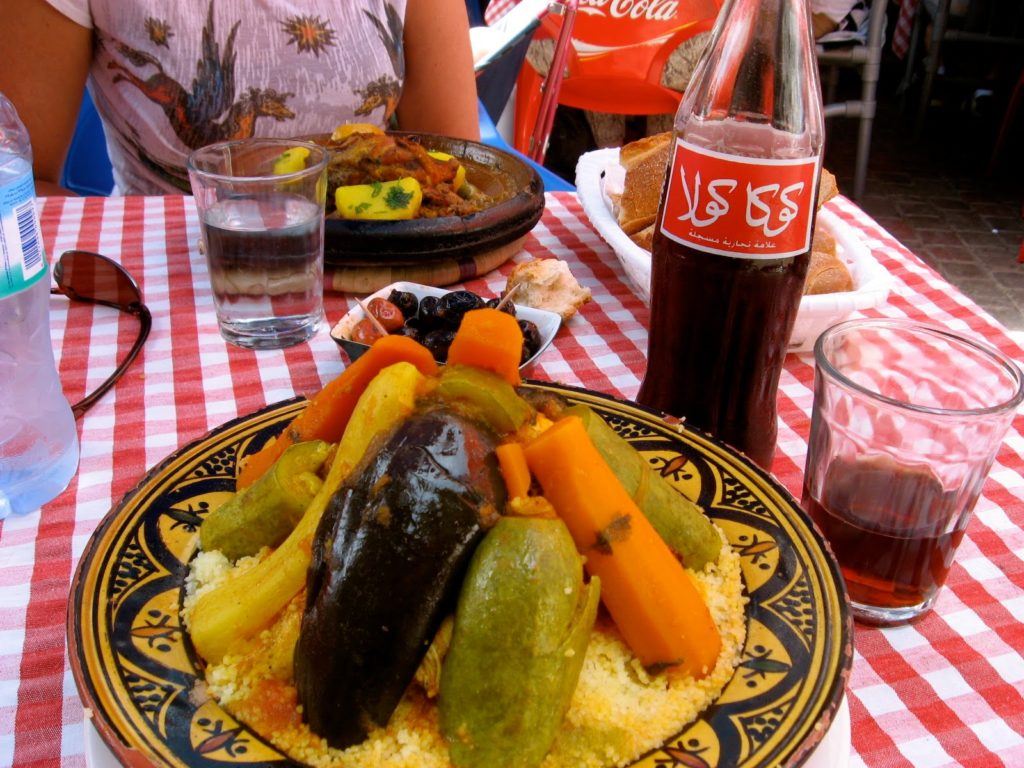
[576,148,893,352]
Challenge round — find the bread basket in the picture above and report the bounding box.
[575,148,892,352]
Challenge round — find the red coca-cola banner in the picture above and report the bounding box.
[659,138,820,259]
[574,0,720,46]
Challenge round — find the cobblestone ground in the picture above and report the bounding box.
[824,88,1023,331]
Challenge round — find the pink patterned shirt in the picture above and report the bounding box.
[46,0,408,193]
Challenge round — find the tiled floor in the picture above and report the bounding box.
[822,91,1024,331]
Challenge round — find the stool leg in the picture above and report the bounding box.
[853,0,887,200]
[826,65,840,105]
[914,0,953,140]
[988,68,1024,176]
[898,4,925,112]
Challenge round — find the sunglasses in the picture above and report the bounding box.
[51,250,152,418]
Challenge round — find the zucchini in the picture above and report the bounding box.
[563,404,721,569]
[440,517,599,768]
[435,365,532,435]
[199,440,329,561]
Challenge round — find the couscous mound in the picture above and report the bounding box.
[183,539,747,768]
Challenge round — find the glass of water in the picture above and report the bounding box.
[188,138,328,350]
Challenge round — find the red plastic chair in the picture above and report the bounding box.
[512,0,723,160]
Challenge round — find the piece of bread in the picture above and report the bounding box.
[817,168,838,209]
[615,135,850,293]
[630,223,656,251]
[803,226,853,295]
[616,132,672,235]
[506,259,591,322]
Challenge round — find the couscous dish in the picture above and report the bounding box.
[181,315,748,768]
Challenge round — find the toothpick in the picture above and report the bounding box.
[495,283,520,312]
[356,297,388,337]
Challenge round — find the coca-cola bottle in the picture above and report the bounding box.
[636,0,824,470]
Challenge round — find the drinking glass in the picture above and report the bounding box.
[188,139,328,350]
[802,318,1024,625]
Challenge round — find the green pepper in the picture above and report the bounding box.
[440,517,600,768]
[435,365,532,435]
[563,404,721,570]
[199,440,331,561]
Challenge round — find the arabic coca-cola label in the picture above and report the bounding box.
[659,138,820,259]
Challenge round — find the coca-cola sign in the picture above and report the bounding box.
[659,139,820,258]
[579,0,680,21]
[573,0,720,47]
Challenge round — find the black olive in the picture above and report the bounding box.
[520,342,533,366]
[417,295,442,328]
[484,297,517,318]
[387,289,420,321]
[422,328,457,362]
[519,319,542,357]
[437,290,485,326]
[396,324,422,343]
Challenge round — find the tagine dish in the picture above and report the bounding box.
[303,128,544,275]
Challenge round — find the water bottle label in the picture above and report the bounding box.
[0,173,47,298]
[659,139,821,259]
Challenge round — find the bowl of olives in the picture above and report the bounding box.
[330,281,561,369]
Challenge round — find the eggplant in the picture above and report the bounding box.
[294,408,504,748]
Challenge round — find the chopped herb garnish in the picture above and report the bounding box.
[384,183,414,210]
[354,202,371,214]
[370,181,383,198]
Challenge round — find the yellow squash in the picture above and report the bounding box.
[189,362,425,664]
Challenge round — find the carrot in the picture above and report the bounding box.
[237,335,438,488]
[446,308,523,386]
[523,416,722,677]
[496,442,532,499]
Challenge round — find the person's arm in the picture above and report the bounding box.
[0,0,93,195]
[397,0,480,140]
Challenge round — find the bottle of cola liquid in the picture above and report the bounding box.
[636,0,824,470]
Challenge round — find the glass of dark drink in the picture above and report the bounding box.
[188,139,328,350]
[803,319,1024,626]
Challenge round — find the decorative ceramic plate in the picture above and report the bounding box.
[68,384,852,768]
[320,132,545,267]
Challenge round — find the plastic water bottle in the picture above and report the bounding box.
[0,94,79,518]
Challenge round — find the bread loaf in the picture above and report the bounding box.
[614,134,852,295]
[630,223,656,251]
[817,168,839,209]
[803,227,853,295]
[616,132,672,236]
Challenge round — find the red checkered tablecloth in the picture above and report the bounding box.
[484,0,517,25]
[2,192,1023,767]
